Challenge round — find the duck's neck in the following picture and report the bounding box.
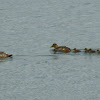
[54,44,58,48]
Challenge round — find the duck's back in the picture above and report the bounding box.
[55,46,71,52]
[0,54,7,58]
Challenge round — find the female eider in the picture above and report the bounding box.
[51,43,71,52]
[0,52,12,58]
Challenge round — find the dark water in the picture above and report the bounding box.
[0,0,100,100]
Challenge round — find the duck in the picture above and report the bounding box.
[73,48,81,53]
[0,52,12,58]
[88,49,96,53]
[97,50,100,53]
[51,43,71,52]
[84,48,90,53]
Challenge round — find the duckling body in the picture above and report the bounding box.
[73,48,81,53]
[89,49,96,53]
[97,50,100,53]
[51,43,71,52]
[0,52,12,58]
[84,48,90,53]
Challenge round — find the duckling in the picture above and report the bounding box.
[51,43,71,52]
[89,49,96,53]
[73,48,81,53]
[97,50,100,53]
[0,52,12,58]
[84,48,90,53]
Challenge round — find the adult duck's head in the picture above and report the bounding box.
[51,43,58,48]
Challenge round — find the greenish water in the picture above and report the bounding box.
[0,0,100,100]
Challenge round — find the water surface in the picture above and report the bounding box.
[0,0,100,100]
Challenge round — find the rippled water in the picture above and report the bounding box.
[0,0,100,100]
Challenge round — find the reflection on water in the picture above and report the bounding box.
[0,58,6,62]
[0,57,13,62]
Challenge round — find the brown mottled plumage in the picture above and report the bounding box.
[51,43,71,52]
[0,52,12,58]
